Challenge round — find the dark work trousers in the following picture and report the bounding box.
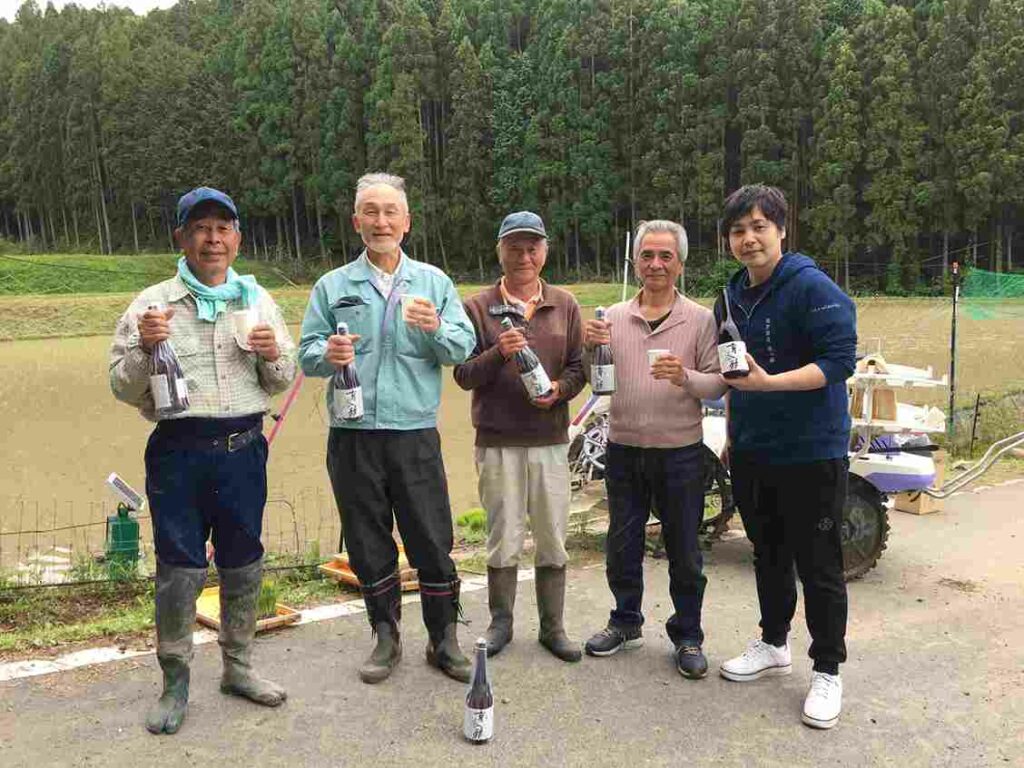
[326,427,457,586]
[730,453,849,674]
[603,440,707,647]
[144,415,267,570]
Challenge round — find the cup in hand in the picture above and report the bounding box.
[232,308,259,350]
[401,294,427,324]
[647,348,670,372]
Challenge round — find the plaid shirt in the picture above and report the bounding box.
[110,274,297,422]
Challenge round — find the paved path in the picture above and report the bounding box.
[2,483,1022,767]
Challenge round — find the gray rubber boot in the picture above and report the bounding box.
[358,573,402,684]
[536,566,582,663]
[484,566,517,657]
[145,561,208,735]
[217,559,287,706]
[421,579,472,683]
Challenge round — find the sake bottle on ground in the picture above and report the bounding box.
[463,637,494,743]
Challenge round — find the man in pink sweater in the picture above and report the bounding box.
[582,220,726,679]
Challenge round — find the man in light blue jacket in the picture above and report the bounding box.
[300,172,476,686]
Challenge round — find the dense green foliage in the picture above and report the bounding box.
[0,0,1022,291]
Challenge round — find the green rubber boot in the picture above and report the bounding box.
[145,561,207,735]
[217,559,287,707]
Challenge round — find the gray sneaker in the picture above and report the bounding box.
[584,624,644,657]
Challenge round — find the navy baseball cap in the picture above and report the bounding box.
[176,187,239,227]
[497,211,547,240]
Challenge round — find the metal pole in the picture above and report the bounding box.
[947,261,960,440]
[969,393,982,457]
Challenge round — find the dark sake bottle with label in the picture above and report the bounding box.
[500,316,553,400]
[716,289,750,379]
[463,638,494,743]
[332,322,364,420]
[147,304,189,417]
[590,306,615,395]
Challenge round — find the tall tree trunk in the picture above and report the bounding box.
[147,209,157,246]
[292,187,303,261]
[574,220,581,281]
[434,219,449,273]
[165,210,174,252]
[95,159,112,255]
[316,197,326,260]
[92,195,104,254]
[338,202,350,263]
[61,206,70,248]
[275,215,284,259]
[48,208,57,248]
[595,232,602,278]
[942,230,949,280]
[72,207,80,250]
[130,202,140,254]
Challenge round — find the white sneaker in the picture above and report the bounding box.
[719,639,792,682]
[802,672,843,729]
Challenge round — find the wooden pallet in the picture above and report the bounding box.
[194,586,301,632]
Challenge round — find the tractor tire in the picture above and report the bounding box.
[841,475,890,581]
[700,444,735,539]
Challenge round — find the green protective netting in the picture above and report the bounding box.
[961,268,1024,319]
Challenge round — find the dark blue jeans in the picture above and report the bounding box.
[604,441,707,647]
[145,417,267,569]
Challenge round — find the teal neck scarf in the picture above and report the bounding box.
[177,256,260,322]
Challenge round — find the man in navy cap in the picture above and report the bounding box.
[454,211,586,662]
[110,186,297,734]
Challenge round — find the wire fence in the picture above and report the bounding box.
[0,486,341,588]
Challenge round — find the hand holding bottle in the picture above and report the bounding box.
[583,316,611,349]
[326,329,362,368]
[496,326,528,359]
[138,306,176,352]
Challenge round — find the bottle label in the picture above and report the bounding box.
[591,364,615,394]
[718,340,750,374]
[175,377,189,404]
[521,366,552,400]
[463,706,494,742]
[150,374,172,410]
[333,386,364,420]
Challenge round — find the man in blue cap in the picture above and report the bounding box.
[454,211,586,662]
[110,186,297,734]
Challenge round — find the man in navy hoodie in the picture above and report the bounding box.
[715,185,856,730]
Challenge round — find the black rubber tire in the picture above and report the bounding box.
[841,476,890,581]
[700,444,736,539]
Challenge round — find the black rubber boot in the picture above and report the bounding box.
[421,578,472,683]
[217,559,287,707]
[484,566,517,657]
[145,561,207,735]
[536,566,582,663]
[358,573,402,684]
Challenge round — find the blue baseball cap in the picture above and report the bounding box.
[497,211,547,240]
[176,187,239,228]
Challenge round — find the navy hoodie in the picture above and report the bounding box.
[716,252,857,465]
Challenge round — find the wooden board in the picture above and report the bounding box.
[194,586,301,632]
[319,549,419,592]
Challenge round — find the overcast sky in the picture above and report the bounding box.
[1,0,178,23]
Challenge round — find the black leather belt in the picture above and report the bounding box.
[157,423,262,453]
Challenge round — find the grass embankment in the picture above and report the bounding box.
[0,281,627,341]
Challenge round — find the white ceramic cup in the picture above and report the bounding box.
[647,348,670,370]
[232,308,259,350]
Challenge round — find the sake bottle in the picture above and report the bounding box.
[463,637,494,743]
[717,289,750,379]
[332,322,364,420]
[147,304,189,417]
[590,306,615,395]
[500,316,553,400]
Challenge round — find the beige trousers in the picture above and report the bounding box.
[475,444,571,569]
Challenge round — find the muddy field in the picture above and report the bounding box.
[0,299,1020,570]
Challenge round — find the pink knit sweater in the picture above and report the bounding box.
[586,291,727,449]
